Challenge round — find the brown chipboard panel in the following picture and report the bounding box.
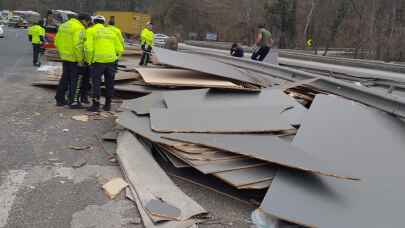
[154,47,263,87]
[261,95,405,228]
[136,68,243,89]
[163,133,358,180]
[150,106,294,133]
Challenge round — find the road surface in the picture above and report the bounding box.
[0,28,253,228]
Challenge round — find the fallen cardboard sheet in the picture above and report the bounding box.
[150,106,293,133]
[121,93,166,116]
[261,95,405,228]
[157,155,266,205]
[154,145,190,168]
[136,68,244,89]
[213,165,277,187]
[123,172,198,228]
[193,158,268,174]
[117,131,207,222]
[154,47,263,87]
[163,88,307,126]
[164,134,357,180]
[145,199,182,221]
[116,112,175,146]
[102,178,129,199]
[114,84,173,95]
[115,70,140,81]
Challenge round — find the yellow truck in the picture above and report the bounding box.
[96,11,150,36]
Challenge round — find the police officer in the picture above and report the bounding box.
[107,18,125,49]
[28,21,45,67]
[85,16,124,112]
[139,22,154,66]
[54,13,92,108]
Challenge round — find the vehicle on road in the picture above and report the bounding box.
[154,33,169,47]
[0,25,4,38]
[8,16,28,28]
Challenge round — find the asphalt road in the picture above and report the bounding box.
[0,27,254,228]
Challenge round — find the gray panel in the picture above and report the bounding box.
[150,106,293,133]
[116,111,175,146]
[261,95,405,228]
[213,166,277,187]
[164,134,357,180]
[122,93,166,116]
[154,47,263,86]
[116,132,207,222]
[163,88,307,126]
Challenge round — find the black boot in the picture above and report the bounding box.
[80,95,90,104]
[87,99,100,112]
[70,101,83,109]
[103,98,112,112]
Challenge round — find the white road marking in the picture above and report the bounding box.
[0,170,27,227]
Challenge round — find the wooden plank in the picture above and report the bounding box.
[150,106,294,133]
[116,131,207,222]
[154,47,263,87]
[163,134,358,180]
[136,68,243,89]
[121,93,166,116]
[191,158,268,175]
[213,166,277,187]
[163,88,307,126]
[261,95,405,228]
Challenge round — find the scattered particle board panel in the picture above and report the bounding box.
[164,134,357,180]
[150,106,293,133]
[213,165,277,187]
[163,88,307,126]
[154,47,263,87]
[121,93,166,116]
[136,68,245,89]
[115,71,140,81]
[117,131,207,222]
[261,95,405,228]
[116,112,176,146]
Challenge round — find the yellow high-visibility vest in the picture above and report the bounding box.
[85,23,124,64]
[55,18,86,62]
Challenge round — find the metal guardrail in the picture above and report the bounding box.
[184,40,405,74]
[183,48,405,118]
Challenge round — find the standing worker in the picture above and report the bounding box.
[28,21,45,67]
[85,16,123,112]
[139,22,154,66]
[107,18,125,49]
[54,13,92,108]
[251,24,272,62]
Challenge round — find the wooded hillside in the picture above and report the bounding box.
[1,0,404,61]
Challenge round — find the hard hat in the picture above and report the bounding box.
[93,15,106,23]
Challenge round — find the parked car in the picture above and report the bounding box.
[8,16,21,27]
[154,33,169,47]
[0,25,4,38]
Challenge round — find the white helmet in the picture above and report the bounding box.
[93,15,106,23]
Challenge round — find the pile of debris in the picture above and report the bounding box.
[35,46,405,228]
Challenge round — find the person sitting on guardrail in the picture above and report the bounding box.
[251,24,272,62]
[230,43,244,58]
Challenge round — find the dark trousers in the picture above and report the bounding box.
[139,46,152,66]
[251,46,270,62]
[55,61,79,104]
[91,63,116,100]
[32,44,41,65]
[78,66,91,100]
